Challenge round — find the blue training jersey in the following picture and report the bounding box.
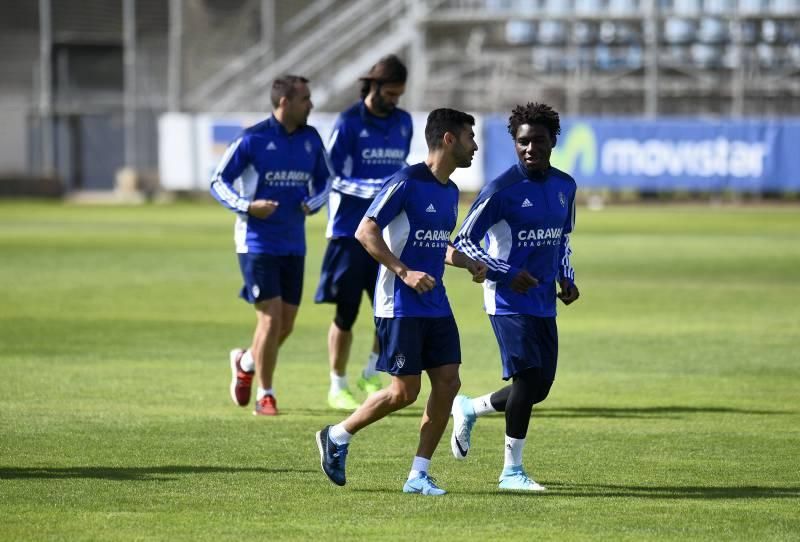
[454,163,576,317]
[210,115,333,255]
[326,101,413,239]
[366,162,459,319]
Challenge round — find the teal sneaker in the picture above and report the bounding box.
[328,389,360,411]
[450,394,476,460]
[356,374,382,395]
[498,465,546,491]
[403,472,446,496]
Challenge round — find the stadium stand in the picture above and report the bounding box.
[0,0,798,191]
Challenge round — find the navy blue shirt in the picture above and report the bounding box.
[367,163,459,318]
[326,101,413,238]
[210,115,333,255]
[454,163,576,317]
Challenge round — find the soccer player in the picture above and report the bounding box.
[316,108,487,495]
[315,55,413,411]
[450,102,580,491]
[210,75,332,416]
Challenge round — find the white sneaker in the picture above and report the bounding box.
[450,394,477,460]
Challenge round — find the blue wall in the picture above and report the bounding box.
[483,117,800,193]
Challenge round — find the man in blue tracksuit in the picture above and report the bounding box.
[315,55,413,411]
[450,103,580,491]
[210,75,332,416]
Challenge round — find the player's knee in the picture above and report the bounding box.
[333,315,352,332]
[389,383,420,407]
[436,373,461,399]
[281,318,294,337]
[255,314,281,339]
[333,301,360,331]
[533,381,553,405]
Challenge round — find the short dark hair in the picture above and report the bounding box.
[270,75,309,108]
[359,55,408,99]
[425,108,475,149]
[508,102,561,142]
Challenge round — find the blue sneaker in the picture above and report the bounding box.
[498,465,546,491]
[450,394,476,460]
[316,425,348,486]
[403,472,447,496]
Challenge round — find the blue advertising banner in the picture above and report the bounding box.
[483,116,800,193]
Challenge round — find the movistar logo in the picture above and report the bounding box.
[550,122,767,179]
[551,123,597,176]
[602,137,767,178]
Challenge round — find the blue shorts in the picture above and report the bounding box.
[237,253,304,306]
[489,314,558,381]
[314,237,379,305]
[375,316,461,376]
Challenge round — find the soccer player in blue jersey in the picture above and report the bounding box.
[316,109,487,495]
[315,55,413,411]
[450,103,580,491]
[210,75,332,416]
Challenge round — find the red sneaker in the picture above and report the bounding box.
[229,349,254,407]
[254,394,278,416]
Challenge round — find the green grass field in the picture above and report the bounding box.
[1,201,799,541]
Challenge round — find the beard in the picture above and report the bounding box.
[373,94,395,115]
[454,141,474,168]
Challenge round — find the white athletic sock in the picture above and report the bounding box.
[362,352,379,378]
[256,387,273,401]
[409,456,431,479]
[240,350,255,373]
[329,423,352,446]
[472,393,497,417]
[329,372,348,394]
[504,435,526,468]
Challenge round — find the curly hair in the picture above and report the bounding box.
[507,102,561,142]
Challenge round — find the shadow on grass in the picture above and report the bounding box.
[287,406,792,420]
[351,483,800,499]
[534,406,794,419]
[289,408,426,418]
[0,465,313,482]
[542,482,800,499]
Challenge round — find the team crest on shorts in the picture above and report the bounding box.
[394,353,406,369]
[558,191,566,207]
[252,285,260,298]
[304,140,312,154]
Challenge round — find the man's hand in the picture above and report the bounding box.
[557,279,580,305]
[466,259,488,283]
[247,199,279,219]
[301,202,311,215]
[509,269,539,294]
[400,269,436,294]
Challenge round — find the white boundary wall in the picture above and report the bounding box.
[158,112,484,192]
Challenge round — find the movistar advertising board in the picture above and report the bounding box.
[483,117,800,193]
